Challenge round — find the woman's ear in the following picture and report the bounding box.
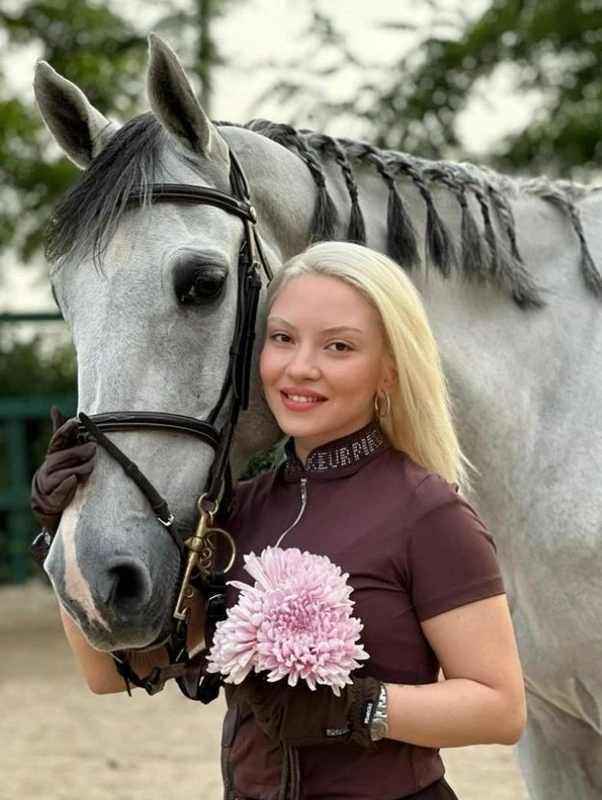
[379,356,398,394]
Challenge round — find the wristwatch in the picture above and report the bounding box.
[370,683,388,741]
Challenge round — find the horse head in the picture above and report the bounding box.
[33,35,281,651]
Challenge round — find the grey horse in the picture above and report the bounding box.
[33,35,602,800]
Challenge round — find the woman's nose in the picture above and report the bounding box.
[285,347,320,380]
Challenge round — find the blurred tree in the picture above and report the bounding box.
[0,0,240,268]
[0,1,147,265]
[151,0,243,115]
[0,334,76,398]
[375,0,601,176]
[265,0,601,177]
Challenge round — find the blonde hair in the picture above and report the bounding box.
[268,241,470,490]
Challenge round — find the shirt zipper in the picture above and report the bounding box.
[274,477,308,548]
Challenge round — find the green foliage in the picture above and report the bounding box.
[266,0,601,177]
[2,2,149,111]
[0,1,150,263]
[0,0,241,267]
[240,440,286,480]
[0,329,77,470]
[0,334,77,396]
[374,0,602,175]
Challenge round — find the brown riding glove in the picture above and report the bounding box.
[233,673,382,749]
[30,407,95,564]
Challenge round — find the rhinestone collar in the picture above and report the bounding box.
[282,422,389,482]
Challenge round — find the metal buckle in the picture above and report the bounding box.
[172,494,236,622]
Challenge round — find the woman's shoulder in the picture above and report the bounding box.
[386,452,490,548]
[377,446,459,508]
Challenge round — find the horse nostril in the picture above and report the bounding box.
[101,558,153,610]
[111,564,141,601]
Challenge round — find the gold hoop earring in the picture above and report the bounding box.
[374,391,391,419]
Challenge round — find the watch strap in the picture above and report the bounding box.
[369,682,388,741]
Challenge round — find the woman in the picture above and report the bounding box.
[32,242,526,800]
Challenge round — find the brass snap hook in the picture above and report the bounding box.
[173,494,236,622]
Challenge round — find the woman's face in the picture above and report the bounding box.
[260,273,395,462]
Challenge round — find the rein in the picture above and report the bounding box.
[76,151,272,696]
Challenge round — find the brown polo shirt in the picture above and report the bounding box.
[222,423,505,799]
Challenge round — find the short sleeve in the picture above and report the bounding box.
[404,476,505,621]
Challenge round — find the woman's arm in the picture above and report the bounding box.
[385,594,527,747]
[60,589,206,694]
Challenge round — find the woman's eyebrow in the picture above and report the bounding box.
[266,318,365,336]
[322,325,365,335]
[324,325,364,333]
[267,315,295,328]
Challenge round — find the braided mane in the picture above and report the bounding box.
[47,112,601,309]
[220,119,601,309]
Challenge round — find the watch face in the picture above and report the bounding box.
[370,718,387,741]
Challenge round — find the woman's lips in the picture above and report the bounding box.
[279,389,326,412]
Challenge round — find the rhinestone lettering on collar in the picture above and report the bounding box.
[284,425,386,478]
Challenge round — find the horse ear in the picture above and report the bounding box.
[146,33,228,161]
[33,61,117,169]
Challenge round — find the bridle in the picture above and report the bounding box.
[77,150,273,694]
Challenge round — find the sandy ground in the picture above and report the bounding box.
[0,582,529,800]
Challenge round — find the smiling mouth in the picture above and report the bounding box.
[284,393,323,404]
[279,389,327,408]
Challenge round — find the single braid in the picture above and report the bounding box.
[244,121,339,241]
[303,132,367,244]
[530,184,602,298]
[389,158,457,275]
[423,165,485,281]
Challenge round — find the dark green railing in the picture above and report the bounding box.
[0,312,65,323]
[0,312,76,582]
[1,394,77,582]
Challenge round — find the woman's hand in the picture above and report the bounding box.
[233,673,382,749]
[31,407,95,558]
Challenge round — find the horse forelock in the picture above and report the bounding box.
[47,113,165,269]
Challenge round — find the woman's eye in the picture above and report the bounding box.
[271,332,292,344]
[328,341,351,352]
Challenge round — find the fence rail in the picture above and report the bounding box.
[0,312,63,323]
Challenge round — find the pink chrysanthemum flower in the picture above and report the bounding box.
[206,546,368,695]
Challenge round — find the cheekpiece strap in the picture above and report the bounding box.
[203,569,227,640]
[173,568,227,704]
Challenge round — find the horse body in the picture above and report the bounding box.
[33,36,602,798]
[420,194,602,795]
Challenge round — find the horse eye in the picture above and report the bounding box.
[175,269,226,306]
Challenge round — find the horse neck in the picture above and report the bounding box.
[223,126,602,511]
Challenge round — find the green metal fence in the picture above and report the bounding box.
[1,394,77,582]
[0,312,76,583]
